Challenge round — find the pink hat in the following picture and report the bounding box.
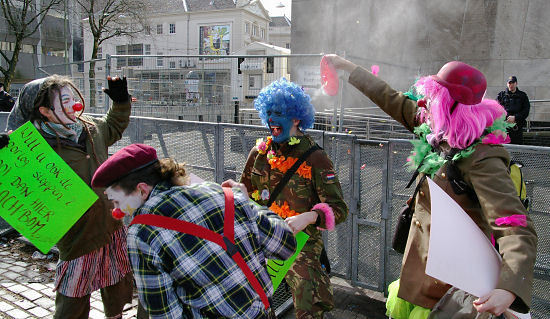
[92,144,158,188]
[431,61,487,105]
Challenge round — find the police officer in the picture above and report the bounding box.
[497,76,530,144]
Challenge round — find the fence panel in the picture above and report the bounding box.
[505,144,550,318]
[323,132,356,280]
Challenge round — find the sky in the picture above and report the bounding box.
[260,0,292,18]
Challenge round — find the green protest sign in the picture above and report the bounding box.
[267,231,309,290]
[0,122,98,253]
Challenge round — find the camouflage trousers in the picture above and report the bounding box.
[285,240,333,319]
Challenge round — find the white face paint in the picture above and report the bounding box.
[105,186,144,217]
[51,86,78,124]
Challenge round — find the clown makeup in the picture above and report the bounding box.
[266,110,298,143]
[105,186,144,218]
[51,86,78,124]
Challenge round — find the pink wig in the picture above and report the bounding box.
[415,76,506,149]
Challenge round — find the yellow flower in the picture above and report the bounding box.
[289,137,300,145]
[251,190,261,201]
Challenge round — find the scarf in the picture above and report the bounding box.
[39,121,84,143]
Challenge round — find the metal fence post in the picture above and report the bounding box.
[104,54,111,110]
[215,123,225,183]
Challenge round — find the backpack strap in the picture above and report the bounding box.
[130,187,270,310]
[267,144,321,207]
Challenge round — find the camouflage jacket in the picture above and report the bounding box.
[240,134,348,249]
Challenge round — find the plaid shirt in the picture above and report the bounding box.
[127,181,297,319]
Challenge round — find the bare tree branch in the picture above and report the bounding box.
[0,0,63,89]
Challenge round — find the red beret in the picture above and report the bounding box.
[92,144,158,188]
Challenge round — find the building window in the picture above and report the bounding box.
[169,23,176,34]
[157,24,163,34]
[116,45,127,68]
[22,44,35,54]
[97,81,104,103]
[128,44,143,66]
[252,24,258,36]
[97,47,102,59]
[169,61,176,69]
[145,44,151,55]
[157,52,164,67]
[145,25,151,35]
[285,43,290,49]
[249,74,261,89]
[245,22,250,34]
[260,28,265,39]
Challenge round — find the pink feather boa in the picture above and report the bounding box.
[312,203,335,231]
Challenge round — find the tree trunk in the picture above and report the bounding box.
[88,38,99,109]
[3,37,23,92]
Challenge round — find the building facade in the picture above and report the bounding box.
[291,0,550,121]
[268,16,291,49]
[80,0,272,122]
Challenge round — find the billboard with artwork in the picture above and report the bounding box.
[199,25,231,55]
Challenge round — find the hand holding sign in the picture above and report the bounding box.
[320,56,339,96]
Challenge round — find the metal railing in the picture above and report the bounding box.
[3,112,549,318]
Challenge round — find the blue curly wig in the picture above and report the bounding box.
[254,78,315,130]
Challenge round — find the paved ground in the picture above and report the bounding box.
[0,237,387,319]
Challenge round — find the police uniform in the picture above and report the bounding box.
[241,134,348,318]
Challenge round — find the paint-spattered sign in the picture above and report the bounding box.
[0,122,98,253]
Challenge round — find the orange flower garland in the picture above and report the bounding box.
[269,155,312,179]
[270,201,300,218]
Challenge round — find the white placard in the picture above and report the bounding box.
[425,178,501,297]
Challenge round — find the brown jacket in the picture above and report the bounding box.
[349,66,537,313]
[49,101,131,261]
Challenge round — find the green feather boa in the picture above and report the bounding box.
[406,115,513,176]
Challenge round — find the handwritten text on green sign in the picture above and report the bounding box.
[0,122,98,253]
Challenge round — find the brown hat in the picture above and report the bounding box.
[92,144,158,188]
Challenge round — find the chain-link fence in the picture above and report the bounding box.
[3,102,550,316]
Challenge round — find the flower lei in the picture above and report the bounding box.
[269,156,312,179]
[269,201,300,218]
[407,115,513,176]
[256,136,273,155]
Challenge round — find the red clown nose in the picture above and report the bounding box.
[111,208,125,220]
[72,102,83,112]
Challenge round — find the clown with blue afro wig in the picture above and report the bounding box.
[254,78,315,143]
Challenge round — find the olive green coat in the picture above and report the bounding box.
[47,102,131,260]
[349,66,537,313]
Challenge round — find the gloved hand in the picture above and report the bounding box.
[103,76,130,103]
[0,133,9,149]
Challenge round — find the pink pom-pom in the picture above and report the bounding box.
[495,214,527,227]
[320,56,339,96]
[371,65,380,76]
[482,132,510,145]
[312,203,335,231]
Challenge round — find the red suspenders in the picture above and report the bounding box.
[130,187,270,310]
